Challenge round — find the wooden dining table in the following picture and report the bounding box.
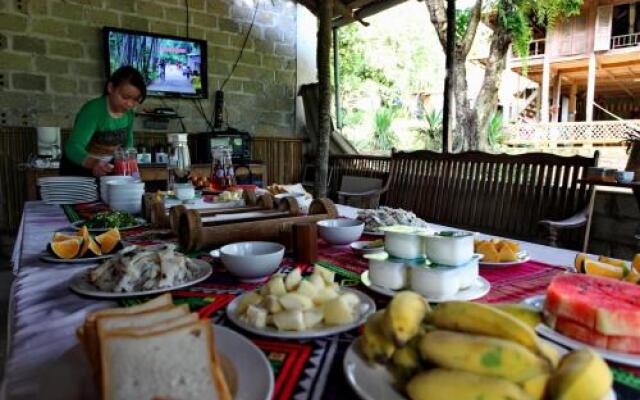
[3,201,640,399]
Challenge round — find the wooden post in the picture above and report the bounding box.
[630,3,636,34]
[541,55,551,122]
[551,73,562,122]
[568,84,577,122]
[586,53,596,122]
[315,0,333,198]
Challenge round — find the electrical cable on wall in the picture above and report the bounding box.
[213,0,261,129]
[185,0,190,38]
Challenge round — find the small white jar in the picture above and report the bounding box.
[424,231,474,266]
[364,252,407,290]
[175,183,195,201]
[409,264,461,298]
[381,225,431,259]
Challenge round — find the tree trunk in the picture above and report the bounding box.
[315,0,333,198]
[453,49,477,151]
[474,26,511,150]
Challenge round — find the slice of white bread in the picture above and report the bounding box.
[78,294,174,374]
[108,313,200,336]
[97,304,190,336]
[100,320,232,400]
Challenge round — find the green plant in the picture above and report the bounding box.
[416,108,443,151]
[486,111,504,149]
[370,107,398,150]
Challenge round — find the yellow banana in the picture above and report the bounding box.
[418,330,550,383]
[389,345,420,384]
[548,348,612,400]
[521,373,549,400]
[406,368,531,400]
[383,291,430,346]
[493,303,542,329]
[429,301,552,363]
[360,310,396,364]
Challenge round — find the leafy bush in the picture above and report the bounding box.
[486,111,504,149]
[370,107,398,150]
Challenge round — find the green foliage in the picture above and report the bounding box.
[497,0,583,58]
[370,107,398,150]
[416,108,443,151]
[486,111,504,149]
[456,8,473,41]
[343,109,366,126]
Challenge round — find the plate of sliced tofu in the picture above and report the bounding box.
[37,294,274,400]
[227,265,376,339]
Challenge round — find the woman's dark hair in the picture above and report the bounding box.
[104,66,147,103]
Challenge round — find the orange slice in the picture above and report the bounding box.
[598,256,629,271]
[625,268,640,284]
[52,232,76,242]
[477,242,500,262]
[85,237,102,256]
[76,226,89,238]
[79,227,92,257]
[632,254,640,273]
[50,238,82,259]
[574,253,589,273]
[95,228,121,254]
[583,259,625,280]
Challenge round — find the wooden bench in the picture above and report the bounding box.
[331,150,598,250]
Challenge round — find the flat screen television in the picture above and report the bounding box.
[103,27,208,99]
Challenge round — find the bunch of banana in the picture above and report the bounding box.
[359,295,613,400]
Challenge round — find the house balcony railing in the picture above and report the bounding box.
[503,120,640,146]
[511,39,546,60]
[611,33,640,49]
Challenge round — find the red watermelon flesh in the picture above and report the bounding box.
[554,316,609,349]
[553,316,640,354]
[545,274,640,337]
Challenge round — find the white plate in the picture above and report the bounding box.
[520,294,546,310]
[350,240,385,255]
[363,230,385,237]
[361,271,491,302]
[40,251,116,264]
[37,176,96,184]
[69,259,212,298]
[479,251,530,267]
[70,218,147,232]
[227,287,376,339]
[343,336,616,400]
[536,323,640,368]
[36,323,274,400]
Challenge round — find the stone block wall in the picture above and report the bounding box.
[0,0,298,136]
[589,190,640,259]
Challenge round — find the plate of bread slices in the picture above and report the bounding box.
[37,294,274,400]
[475,238,530,267]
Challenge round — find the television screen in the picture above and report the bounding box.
[103,27,208,99]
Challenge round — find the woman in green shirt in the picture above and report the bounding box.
[61,66,147,177]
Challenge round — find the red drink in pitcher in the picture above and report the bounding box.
[113,149,129,175]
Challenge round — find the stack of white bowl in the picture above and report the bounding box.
[99,175,135,203]
[106,181,145,214]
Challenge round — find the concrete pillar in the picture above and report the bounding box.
[630,3,636,34]
[552,73,562,122]
[569,84,577,122]
[541,56,551,122]
[586,53,597,122]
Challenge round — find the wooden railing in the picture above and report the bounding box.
[503,120,640,146]
[328,154,390,199]
[251,136,305,185]
[611,33,640,49]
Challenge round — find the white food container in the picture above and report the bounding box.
[364,252,407,290]
[381,225,431,259]
[409,264,461,298]
[424,231,474,266]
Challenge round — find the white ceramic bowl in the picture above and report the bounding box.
[174,183,196,201]
[100,176,135,201]
[317,218,364,245]
[424,231,474,266]
[219,241,285,282]
[109,200,142,214]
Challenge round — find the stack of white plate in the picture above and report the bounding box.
[99,175,135,203]
[107,181,145,214]
[37,176,98,205]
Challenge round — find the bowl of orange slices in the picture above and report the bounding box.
[574,252,640,284]
[41,226,122,263]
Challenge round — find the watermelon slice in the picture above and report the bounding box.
[545,273,640,337]
[551,316,640,354]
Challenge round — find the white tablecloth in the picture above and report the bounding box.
[1,201,578,399]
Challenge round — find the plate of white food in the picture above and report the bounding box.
[69,244,212,298]
[227,265,376,339]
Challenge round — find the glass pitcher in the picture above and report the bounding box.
[167,134,191,192]
[210,145,235,191]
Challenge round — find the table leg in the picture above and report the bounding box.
[582,187,597,253]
